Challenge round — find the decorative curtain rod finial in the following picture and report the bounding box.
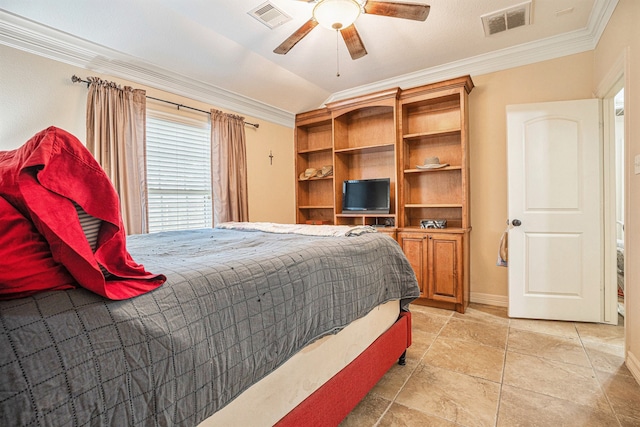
[71,75,90,87]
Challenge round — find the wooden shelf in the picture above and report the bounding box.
[297,176,333,182]
[334,143,395,155]
[404,203,463,209]
[403,129,460,140]
[404,166,462,173]
[400,226,468,234]
[335,212,396,228]
[336,213,395,218]
[298,147,332,155]
[298,206,334,210]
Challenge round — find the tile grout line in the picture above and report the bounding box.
[373,308,453,426]
[422,309,509,427]
[492,317,513,427]
[576,322,625,427]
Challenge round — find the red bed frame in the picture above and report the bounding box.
[276,311,412,426]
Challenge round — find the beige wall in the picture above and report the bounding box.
[593,0,640,377]
[468,0,639,379]
[468,51,595,303]
[0,45,87,147]
[0,44,295,224]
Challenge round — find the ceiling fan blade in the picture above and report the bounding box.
[274,19,319,55]
[340,24,367,60]
[364,1,430,21]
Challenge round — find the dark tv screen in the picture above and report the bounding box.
[342,178,390,214]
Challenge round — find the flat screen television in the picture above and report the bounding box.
[342,178,390,214]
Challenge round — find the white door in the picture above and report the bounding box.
[507,99,602,322]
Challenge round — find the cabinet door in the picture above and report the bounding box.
[427,234,463,303]
[398,233,427,297]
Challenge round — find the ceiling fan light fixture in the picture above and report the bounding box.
[313,0,361,30]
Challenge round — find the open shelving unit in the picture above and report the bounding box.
[328,88,399,228]
[398,89,470,233]
[397,77,473,312]
[294,77,473,312]
[295,108,334,225]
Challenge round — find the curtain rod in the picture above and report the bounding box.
[71,75,259,129]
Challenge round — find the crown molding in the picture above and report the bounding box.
[323,0,619,105]
[0,0,618,123]
[0,10,296,128]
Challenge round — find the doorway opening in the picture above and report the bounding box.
[603,75,626,327]
[613,88,625,321]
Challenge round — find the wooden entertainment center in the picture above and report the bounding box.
[294,76,473,313]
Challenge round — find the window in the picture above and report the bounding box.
[146,110,212,233]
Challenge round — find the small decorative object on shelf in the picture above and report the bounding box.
[420,219,447,229]
[299,168,318,180]
[298,165,333,181]
[317,165,333,177]
[416,156,449,170]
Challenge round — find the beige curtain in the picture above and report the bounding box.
[210,109,249,225]
[86,77,148,235]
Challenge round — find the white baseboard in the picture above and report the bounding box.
[627,350,640,384]
[469,292,508,307]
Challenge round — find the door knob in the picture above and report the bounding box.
[512,219,522,227]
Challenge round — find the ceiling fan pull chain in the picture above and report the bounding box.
[336,29,341,77]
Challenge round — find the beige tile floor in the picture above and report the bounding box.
[340,303,640,427]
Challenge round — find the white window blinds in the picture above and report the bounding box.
[146,111,212,233]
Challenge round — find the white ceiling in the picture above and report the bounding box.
[0,0,618,126]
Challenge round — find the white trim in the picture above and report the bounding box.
[627,351,640,385]
[325,29,595,104]
[594,48,630,330]
[324,0,619,105]
[594,49,627,98]
[587,0,620,43]
[470,292,509,308]
[0,1,619,122]
[0,10,295,128]
[602,94,618,326]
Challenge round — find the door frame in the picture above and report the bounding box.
[596,48,629,326]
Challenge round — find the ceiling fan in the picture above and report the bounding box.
[274,0,430,60]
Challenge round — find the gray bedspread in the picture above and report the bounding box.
[0,228,419,426]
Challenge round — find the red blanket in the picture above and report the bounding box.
[0,127,165,299]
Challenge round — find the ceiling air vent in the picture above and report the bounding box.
[481,1,531,36]
[249,2,292,29]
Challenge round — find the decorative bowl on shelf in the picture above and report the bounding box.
[420,219,447,229]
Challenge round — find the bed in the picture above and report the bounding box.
[0,128,420,426]
[0,226,418,426]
